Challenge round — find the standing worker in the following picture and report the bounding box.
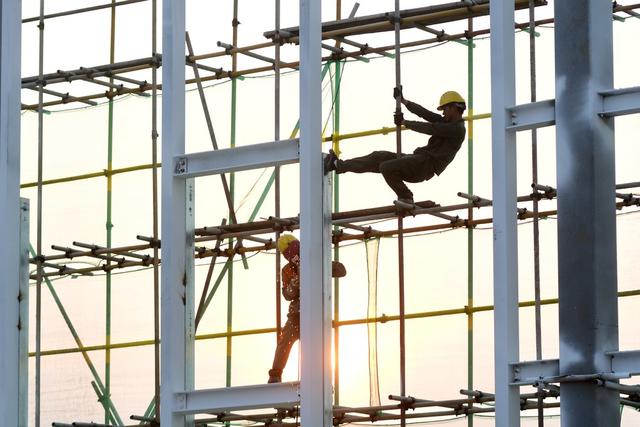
[268,234,346,383]
[324,88,467,204]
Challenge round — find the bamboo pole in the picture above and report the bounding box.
[264,0,541,40]
[18,114,492,191]
[22,0,148,23]
[104,0,116,423]
[274,0,283,344]
[527,1,544,425]
[30,193,640,278]
[35,0,45,423]
[150,0,160,419]
[184,31,250,266]
[466,12,475,427]
[226,0,240,393]
[391,4,407,427]
[332,59,342,407]
[28,247,124,423]
[29,287,640,357]
[194,223,226,330]
[18,1,593,110]
[21,1,640,109]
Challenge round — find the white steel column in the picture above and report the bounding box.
[184,179,195,427]
[299,0,333,426]
[161,0,193,426]
[19,199,30,427]
[0,1,23,425]
[489,1,520,426]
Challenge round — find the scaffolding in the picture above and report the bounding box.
[2,0,640,426]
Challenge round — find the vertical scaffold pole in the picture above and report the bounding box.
[331,0,342,400]
[161,0,195,425]
[527,1,543,425]
[555,1,619,425]
[0,0,22,424]
[489,1,520,426]
[392,3,406,427]
[35,0,46,424]
[274,0,283,344]
[227,0,239,391]
[332,56,342,405]
[151,0,161,419]
[466,15,474,427]
[299,0,333,425]
[105,1,116,423]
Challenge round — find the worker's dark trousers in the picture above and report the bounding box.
[268,312,300,383]
[336,150,435,200]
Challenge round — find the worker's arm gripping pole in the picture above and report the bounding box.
[299,0,333,426]
[489,1,520,426]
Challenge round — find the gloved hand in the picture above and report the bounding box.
[393,85,403,100]
[394,111,404,126]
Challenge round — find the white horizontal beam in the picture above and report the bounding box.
[511,358,559,385]
[510,350,640,386]
[506,99,555,132]
[600,86,640,117]
[608,350,640,376]
[506,86,640,133]
[173,382,300,415]
[174,139,299,178]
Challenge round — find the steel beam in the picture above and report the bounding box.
[173,382,300,414]
[600,86,640,117]
[174,139,299,178]
[505,86,640,132]
[506,99,555,131]
[161,0,193,426]
[555,1,619,425]
[0,1,23,425]
[511,352,640,387]
[608,350,640,376]
[511,359,560,385]
[489,1,520,426]
[299,0,333,426]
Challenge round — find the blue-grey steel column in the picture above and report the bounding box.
[19,199,30,427]
[554,1,619,425]
[299,0,333,426]
[161,0,191,425]
[0,1,22,425]
[489,1,520,426]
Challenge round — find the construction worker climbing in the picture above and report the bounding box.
[268,234,346,383]
[324,88,466,205]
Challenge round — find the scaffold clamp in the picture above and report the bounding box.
[175,157,188,175]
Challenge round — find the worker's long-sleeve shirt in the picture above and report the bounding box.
[403,100,466,176]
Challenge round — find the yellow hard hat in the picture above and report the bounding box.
[277,234,298,253]
[438,91,466,110]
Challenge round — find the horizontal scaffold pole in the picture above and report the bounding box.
[32,0,640,110]
[29,183,640,278]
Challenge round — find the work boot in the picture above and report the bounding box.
[323,149,338,175]
[268,369,282,383]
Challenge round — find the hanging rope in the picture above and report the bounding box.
[366,238,382,407]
